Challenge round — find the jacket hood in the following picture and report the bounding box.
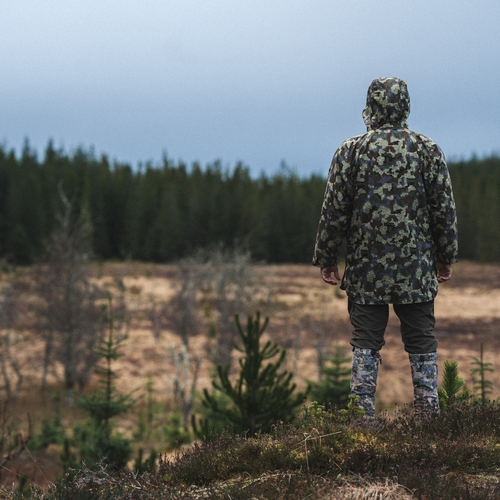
[362,77,410,129]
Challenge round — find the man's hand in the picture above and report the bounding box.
[321,266,341,285]
[437,262,453,283]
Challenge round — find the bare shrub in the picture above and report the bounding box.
[275,319,303,376]
[200,246,257,371]
[147,293,169,342]
[305,296,339,375]
[111,265,136,342]
[168,257,203,346]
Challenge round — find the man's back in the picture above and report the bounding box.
[313,78,458,305]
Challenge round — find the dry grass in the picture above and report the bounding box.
[91,261,500,407]
[3,260,500,424]
[323,480,415,499]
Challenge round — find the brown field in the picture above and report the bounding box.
[95,259,499,410]
[1,260,499,489]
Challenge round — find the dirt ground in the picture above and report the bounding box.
[0,260,499,490]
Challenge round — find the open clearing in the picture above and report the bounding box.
[106,260,500,410]
[7,260,500,414]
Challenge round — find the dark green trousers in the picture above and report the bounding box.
[348,300,437,354]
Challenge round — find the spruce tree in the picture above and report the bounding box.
[74,298,136,469]
[308,346,351,409]
[470,342,494,403]
[194,312,308,436]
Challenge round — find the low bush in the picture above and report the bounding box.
[14,399,500,499]
[159,401,500,499]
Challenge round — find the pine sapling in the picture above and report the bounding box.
[193,312,309,437]
[75,297,137,469]
[339,395,366,418]
[307,345,351,409]
[437,359,472,412]
[134,374,163,441]
[470,342,494,403]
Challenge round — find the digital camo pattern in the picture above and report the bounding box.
[362,77,410,130]
[409,352,439,417]
[313,77,458,304]
[351,347,380,417]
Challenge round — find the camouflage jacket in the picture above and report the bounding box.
[313,78,458,305]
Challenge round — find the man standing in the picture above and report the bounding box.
[313,77,458,418]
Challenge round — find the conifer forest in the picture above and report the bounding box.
[1,141,499,265]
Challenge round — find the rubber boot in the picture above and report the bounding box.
[409,352,439,419]
[351,348,380,417]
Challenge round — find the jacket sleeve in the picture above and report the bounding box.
[312,140,356,268]
[421,139,459,264]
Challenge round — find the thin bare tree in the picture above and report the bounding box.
[202,246,256,371]
[0,267,23,400]
[38,186,103,406]
[155,257,204,429]
[167,343,202,430]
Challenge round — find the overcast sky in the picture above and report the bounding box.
[1,0,499,177]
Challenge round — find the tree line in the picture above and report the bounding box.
[449,154,500,262]
[0,141,499,264]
